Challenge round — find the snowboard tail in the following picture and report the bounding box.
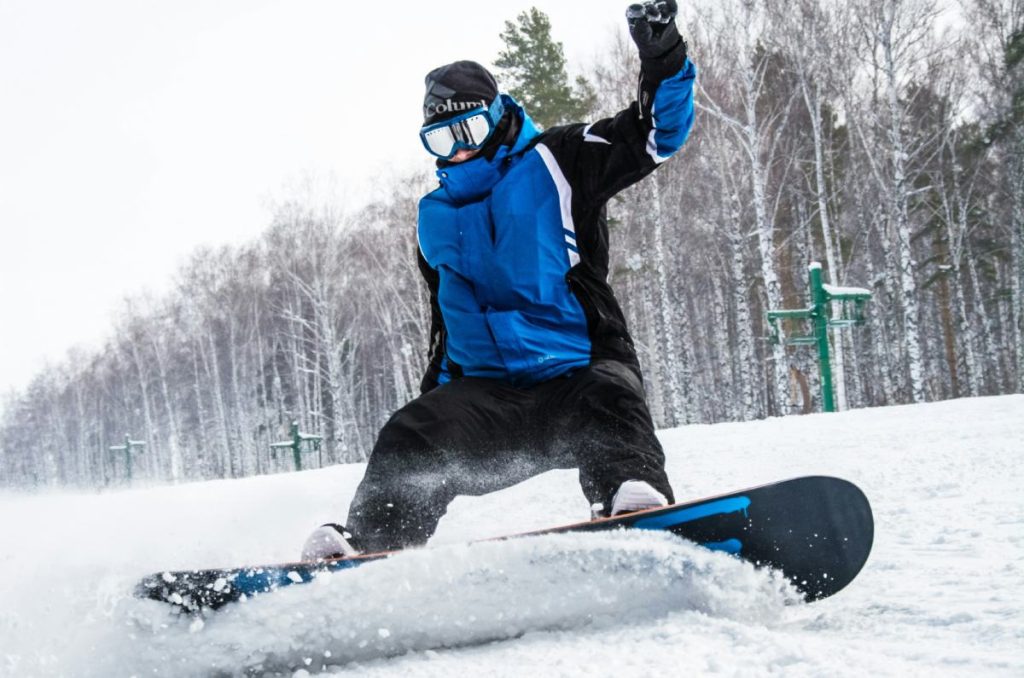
[136,475,873,611]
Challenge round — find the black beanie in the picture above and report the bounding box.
[423,60,499,126]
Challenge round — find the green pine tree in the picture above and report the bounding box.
[494,7,596,129]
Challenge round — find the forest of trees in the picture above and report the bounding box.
[2,0,1020,488]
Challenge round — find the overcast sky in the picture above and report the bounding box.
[0,0,638,397]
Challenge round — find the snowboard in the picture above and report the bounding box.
[136,475,873,612]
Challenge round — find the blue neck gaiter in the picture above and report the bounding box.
[434,96,541,204]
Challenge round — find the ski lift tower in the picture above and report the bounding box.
[270,420,322,471]
[108,434,146,484]
[766,262,872,413]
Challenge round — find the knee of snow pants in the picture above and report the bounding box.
[541,360,674,509]
[345,378,544,552]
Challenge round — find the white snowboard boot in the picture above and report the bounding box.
[609,480,669,516]
[300,523,360,562]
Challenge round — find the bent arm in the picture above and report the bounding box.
[567,41,696,204]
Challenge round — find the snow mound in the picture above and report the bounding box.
[103,531,800,675]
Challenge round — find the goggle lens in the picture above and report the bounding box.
[419,99,504,159]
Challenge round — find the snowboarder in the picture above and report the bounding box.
[302,0,696,560]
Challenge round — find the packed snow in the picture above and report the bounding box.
[1,395,1021,677]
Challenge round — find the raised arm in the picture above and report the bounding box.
[544,1,695,205]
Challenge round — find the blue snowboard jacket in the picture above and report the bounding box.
[417,46,696,391]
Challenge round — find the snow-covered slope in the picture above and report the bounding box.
[1,395,1021,677]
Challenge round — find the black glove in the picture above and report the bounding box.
[626,0,682,59]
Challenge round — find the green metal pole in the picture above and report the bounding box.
[291,421,302,471]
[809,263,835,413]
[124,433,133,483]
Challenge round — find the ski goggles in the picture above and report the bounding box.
[419,97,505,159]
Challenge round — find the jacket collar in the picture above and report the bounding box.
[435,95,540,204]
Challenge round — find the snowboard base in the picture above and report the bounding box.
[136,475,873,612]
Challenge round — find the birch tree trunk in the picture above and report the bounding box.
[128,330,157,481]
[638,219,667,425]
[710,264,735,421]
[728,195,758,419]
[647,177,686,425]
[746,120,789,414]
[802,77,848,409]
[872,0,941,402]
[1011,142,1024,391]
[148,322,183,482]
[202,329,232,477]
[1011,21,1023,392]
[937,131,981,396]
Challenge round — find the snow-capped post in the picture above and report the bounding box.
[766,263,872,413]
[269,420,322,472]
[108,434,145,484]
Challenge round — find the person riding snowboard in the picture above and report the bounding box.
[302,1,696,560]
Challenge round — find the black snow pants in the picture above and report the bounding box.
[345,360,674,552]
